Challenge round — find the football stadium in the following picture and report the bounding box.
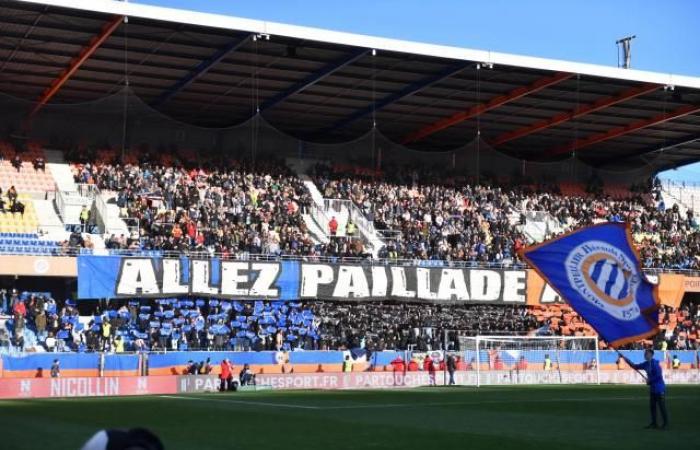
[0,0,699,448]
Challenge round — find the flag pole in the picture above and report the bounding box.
[613,348,647,382]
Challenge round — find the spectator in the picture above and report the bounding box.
[11,154,21,172]
[45,332,56,352]
[328,216,338,237]
[7,185,18,205]
[239,363,254,385]
[101,319,112,351]
[446,353,456,385]
[346,219,356,237]
[219,358,233,391]
[50,359,60,378]
[80,206,90,231]
[33,156,45,172]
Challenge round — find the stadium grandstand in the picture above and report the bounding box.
[0,2,699,446]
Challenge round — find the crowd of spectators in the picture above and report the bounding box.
[2,288,698,354]
[311,302,537,352]
[72,156,318,257]
[313,164,700,270]
[63,151,700,271]
[0,289,321,354]
[1,152,695,358]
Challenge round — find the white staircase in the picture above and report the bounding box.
[45,150,78,193]
[43,150,131,237]
[323,199,350,238]
[97,191,130,236]
[294,170,387,257]
[662,181,698,213]
[521,210,565,244]
[302,211,330,244]
[299,174,331,244]
[33,199,65,234]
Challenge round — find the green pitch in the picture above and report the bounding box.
[1,385,698,450]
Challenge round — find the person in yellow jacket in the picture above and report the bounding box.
[672,355,681,370]
[101,320,111,351]
[114,335,125,353]
[342,355,353,373]
[79,205,90,231]
[346,220,356,238]
[543,354,552,371]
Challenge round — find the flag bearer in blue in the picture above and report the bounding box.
[624,349,669,430]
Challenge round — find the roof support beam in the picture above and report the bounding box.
[151,34,251,108]
[325,61,471,133]
[256,47,369,114]
[28,15,123,118]
[402,71,572,144]
[490,83,660,147]
[544,104,700,157]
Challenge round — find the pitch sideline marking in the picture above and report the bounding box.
[159,394,323,409]
[160,394,685,411]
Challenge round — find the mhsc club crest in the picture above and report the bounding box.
[565,240,641,321]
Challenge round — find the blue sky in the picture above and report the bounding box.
[136,0,700,181]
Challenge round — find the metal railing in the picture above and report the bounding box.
[323,199,374,237]
[308,203,332,241]
[76,183,99,199]
[93,189,110,232]
[376,229,402,241]
[322,198,388,254]
[54,182,95,223]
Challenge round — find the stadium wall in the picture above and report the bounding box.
[1,368,699,400]
[2,350,699,379]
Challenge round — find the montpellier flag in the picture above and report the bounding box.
[520,222,659,348]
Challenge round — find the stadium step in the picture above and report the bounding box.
[292,168,386,257]
[33,199,65,234]
[99,192,130,236]
[302,213,330,244]
[47,160,78,193]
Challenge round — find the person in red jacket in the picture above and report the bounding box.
[390,356,405,373]
[219,358,233,392]
[13,299,26,318]
[328,216,338,236]
[12,300,27,341]
[423,355,436,386]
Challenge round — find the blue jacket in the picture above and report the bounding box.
[632,359,666,394]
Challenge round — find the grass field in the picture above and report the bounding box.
[1,385,698,449]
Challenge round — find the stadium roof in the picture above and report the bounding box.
[1,0,699,170]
